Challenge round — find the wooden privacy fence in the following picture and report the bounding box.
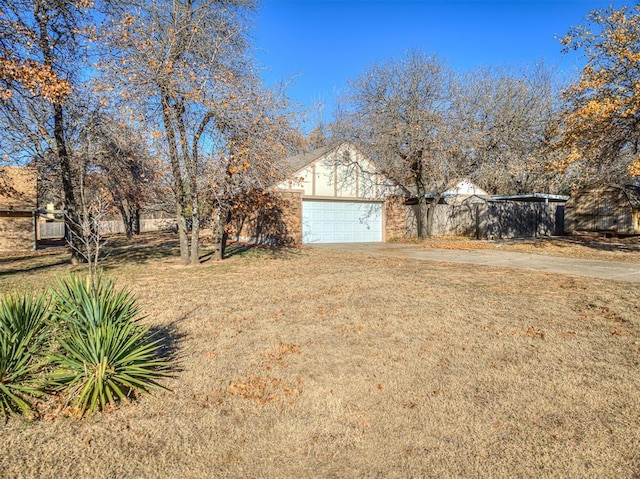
[97,218,176,235]
[406,201,565,239]
[39,221,65,239]
[38,218,176,239]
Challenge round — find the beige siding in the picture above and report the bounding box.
[314,159,335,196]
[280,143,395,200]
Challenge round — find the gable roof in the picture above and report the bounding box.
[442,179,489,197]
[286,144,340,174]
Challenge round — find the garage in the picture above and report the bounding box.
[302,199,383,243]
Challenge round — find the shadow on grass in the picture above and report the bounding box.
[200,242,300,263]
[571,237,640,254]
[101,233,180,267]
[0,257,70,278]
[2,232,304,278]
[148,318,187,378]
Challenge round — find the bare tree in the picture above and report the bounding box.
[343,51,468,237]
[202,83,299,260]
[65,175,110,288]
[455,64,563,194]
[85,112,160,237]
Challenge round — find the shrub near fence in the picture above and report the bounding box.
[406,201,565,239]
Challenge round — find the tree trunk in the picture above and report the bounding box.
[411,155,428,240]
[53,102,83,264]
[118,203,133,238]
[424,194,441,238]
[119,203,141,237]
[416,196,425,239]
[133,208,141,235]
[35,5,82,264]
[190,201,200,265]
[160,90,189,265]
[176,204,190,264]
[213,207,231,261]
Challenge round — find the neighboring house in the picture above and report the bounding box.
[0,166,37,250]
[565,184,640,235]
[276,142,405,244]
[442,180,489,197]
[422,180,490,205]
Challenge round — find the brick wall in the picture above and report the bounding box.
[280,191,302,245]
[384,195,408,240]
[0,214,33,250]
[236,190,302,245]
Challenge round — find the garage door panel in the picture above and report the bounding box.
[302,200,382,243]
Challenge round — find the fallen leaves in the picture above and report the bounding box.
[228,374,302,407]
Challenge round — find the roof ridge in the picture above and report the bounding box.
[285,142,344,174]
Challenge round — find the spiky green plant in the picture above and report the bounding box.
[51,274,140,329]
[50,275,169,416]
[0,293,50,418]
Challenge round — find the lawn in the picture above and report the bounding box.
[419,234,640,263]
[1,233,639,478]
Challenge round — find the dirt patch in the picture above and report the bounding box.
[1,233,640,478]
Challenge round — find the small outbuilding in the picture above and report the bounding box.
[565,184,640,235]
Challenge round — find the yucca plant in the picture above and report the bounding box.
[50,275,169,416]
[0,293,50,418]
[51,274,141,329]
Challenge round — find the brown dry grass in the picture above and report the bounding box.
[420,234,640,263]
[1,232,640,478]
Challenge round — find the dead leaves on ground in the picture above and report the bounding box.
[228,374,302,407]
[228,342,303,407]
[262,342,301,368]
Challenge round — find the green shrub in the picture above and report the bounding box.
[0,293,50,418]
[50,275,169,416]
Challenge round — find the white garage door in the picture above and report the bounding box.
[302,200,383,243]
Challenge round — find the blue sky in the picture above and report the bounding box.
[252,0,627,129]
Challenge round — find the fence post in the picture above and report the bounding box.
[32,210,38,250]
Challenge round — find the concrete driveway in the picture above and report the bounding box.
[312,242,640,282]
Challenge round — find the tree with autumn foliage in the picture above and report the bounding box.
[554,4,640,186]
[99,0,296,263]
[202,83,298,259]
[0,0,92,263]
[0,1,74,103]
